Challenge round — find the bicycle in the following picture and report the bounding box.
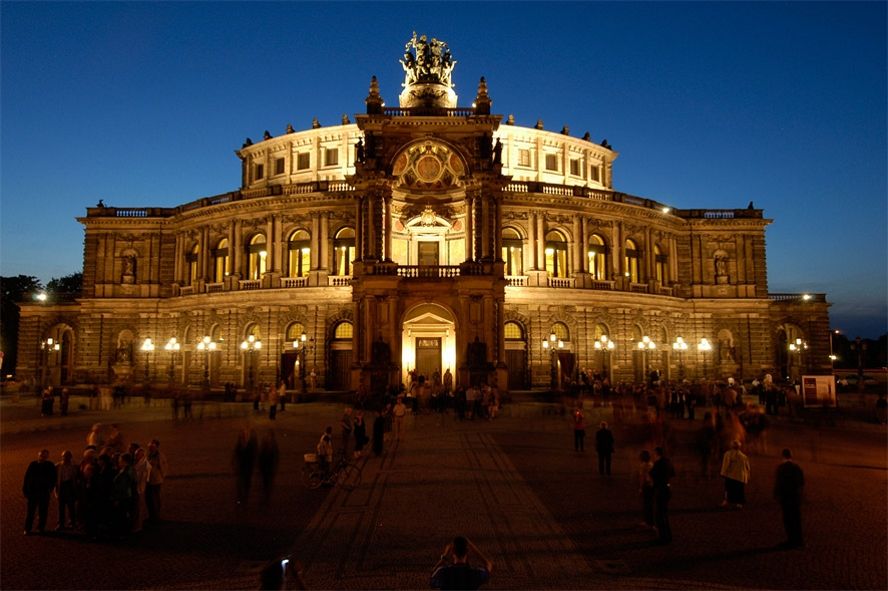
[301,454,362,491]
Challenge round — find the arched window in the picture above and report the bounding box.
[502,228,524,276]
[186,243,199,284]
[551,321,570,342]
[333,228,355,276]
[246,234,267,280]
[334,321,353,339]
[544,230,568,278]
[587,234,607,280]
[212,239,229,283]
[504,321,524,340]
[286,322,306,342]
[287,230,311,278]
[624,239,640,283]
[654,244,668,285]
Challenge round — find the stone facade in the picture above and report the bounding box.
[17,37,830,393]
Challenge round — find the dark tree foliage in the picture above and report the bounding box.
[47,272,83,301]
[0,275,43,377]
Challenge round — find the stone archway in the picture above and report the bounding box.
[401,303,457,386]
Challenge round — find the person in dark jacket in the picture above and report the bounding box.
[650,446,676,544]
[23,449,57,534]
[774,448,805,548]
[431,536,493,590]
[595,421,615,475]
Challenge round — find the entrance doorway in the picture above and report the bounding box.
[415,337,442,381]
[418,241,439,266]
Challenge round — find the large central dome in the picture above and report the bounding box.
[398,32,458,109]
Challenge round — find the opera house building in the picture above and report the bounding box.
[18,35,831,396]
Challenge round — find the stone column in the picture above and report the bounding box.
[227,223,236,276]
[310,213,320,270]
[355,195,365,262]
[526,211,536,271]
[536,214,545,271]
[319,211,329,270]
[474,190,484,261]
[383,192,393,262]
[572,216,582,274]
[493,194,503,261]
[464,191,474,263]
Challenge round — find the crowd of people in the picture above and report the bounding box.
[22,424,169,540]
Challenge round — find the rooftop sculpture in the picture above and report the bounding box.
[400,32,457,89]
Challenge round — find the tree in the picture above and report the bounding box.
[0,275,43,378]
[47,272,83,300]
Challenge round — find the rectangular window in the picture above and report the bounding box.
[590,165,601,182]
[569,158,581,177]
[518,149,531,167]
[255,164,264,180]
[296,152,310,170]
[324,148,338,167]
[545,154,558,172]
[274,157,285,176]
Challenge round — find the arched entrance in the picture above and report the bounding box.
[401,303,456,386]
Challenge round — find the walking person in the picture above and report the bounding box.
[145,439,169,523]
[431,535,494,590]
[720,439,750,508]
[233,428,258,509]
[650,446,675,544]
[132,447,150,532]
[111,452,136,536]
[636,450,655,530]
[372,409,385,457]
[572,406,587,452]
[774,448,805,548]
[595,421,615,475]
[23,449,57,535]
[340,407,354,459]
[258,429,279,504]
[393,397,407,440]
[55,450,79,530]
[353,410,368,458]
[59,387,70,416]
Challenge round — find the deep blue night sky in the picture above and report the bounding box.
[2,2,885,338]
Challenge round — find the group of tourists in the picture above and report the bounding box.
[22,424,169,540]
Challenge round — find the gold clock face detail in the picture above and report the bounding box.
[394,141,464,191]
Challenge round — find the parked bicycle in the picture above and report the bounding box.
[302,453,362,490]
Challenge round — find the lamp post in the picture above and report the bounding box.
[140,338,155,384]
[164,337,180,386]
[672,336,688,381]
[788,337,807,382]
[542,332,564,391]
[698,337,712,380]
[240,334,262,393]
[637,336,656,383]
[594,335,615,382]
[196,336,218,390]
[293,333,314,394]
[40,337,60,387]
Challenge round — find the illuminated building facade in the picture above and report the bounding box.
[18,35,831,393]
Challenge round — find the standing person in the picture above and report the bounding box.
[393,397,407,440]
[650,446,675,544]
[696,412,718,479]
[595,421,615,475]
[145,439,169,524]
[132,447,150,533]
[636,450,655,530]
[40,387,54,416]
[55,450,79,530]
[340,407,354,459]
[277,380,287,412]
[59,387,70,416]
[111,453,136,536]
[774,448,805,549]
[23,449,57,535]
[257,429,279,504]
[268,385,279,420]
[572,406,586,452]
[353,411,368,458]
[431,535,494,590]
[372,409,385,457]
[316,426,334,480]
[720,439,751,508]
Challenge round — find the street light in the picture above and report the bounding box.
[698,337,712,380]
[637,336,656,382]
[240,334,262,393]
[164,337,181,385]
[542,332,563,391]
[788,337,807,381]
[40,337,60,387]
[672,336,688,381]
[196,336,218,390]
[293,332,314,393]
[140,338,155,383]
[593,335,615,382]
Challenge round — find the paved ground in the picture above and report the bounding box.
[1,394,886,590]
